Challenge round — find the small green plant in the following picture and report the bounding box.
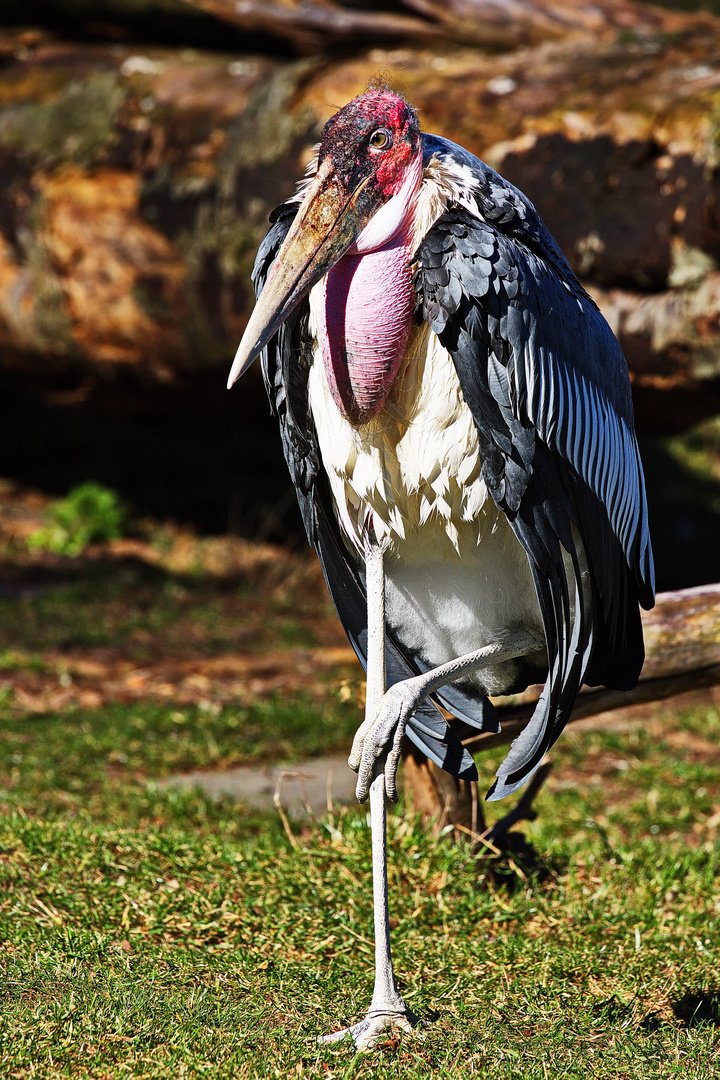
[28,482,127,557]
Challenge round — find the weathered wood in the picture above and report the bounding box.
[403,746,485,836]
[461,663,720,757]
[193,0,702,51]
[587,280,720,433]
[440,584,720,804]
[33,0,700,54]
[0,37,300,375]
[3,26,720,430]
[195,0,446,51]
[1,1,236,48]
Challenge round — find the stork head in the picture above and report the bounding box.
[227,91,422,388]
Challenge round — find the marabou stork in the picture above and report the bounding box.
[228,90,654,1048]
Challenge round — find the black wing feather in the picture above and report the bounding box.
[416,135,654,799]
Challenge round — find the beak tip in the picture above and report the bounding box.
[227,342,253,390]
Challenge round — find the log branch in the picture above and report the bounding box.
[192,0,712,51]
[3,27,720,431]
[461,583,720,755]
[402,746,485,835]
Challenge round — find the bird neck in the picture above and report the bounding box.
[319,223,416,425]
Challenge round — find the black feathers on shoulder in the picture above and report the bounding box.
[414,140,654,797]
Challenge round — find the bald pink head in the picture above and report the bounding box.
[227,90,424,404]
[318,91,421,203]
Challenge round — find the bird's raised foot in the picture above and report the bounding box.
[317,1005,423,1050]
[349,681,423,803]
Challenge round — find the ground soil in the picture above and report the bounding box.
[0,477,359,714]
[1,477,718,816]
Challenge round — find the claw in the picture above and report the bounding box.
[351,684,417,802]
[355,773,370,803]
[348,713,374,772]
[383,720,405,802]
[318,1007,422,1050]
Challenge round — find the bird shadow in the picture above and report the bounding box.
[592,995,633,1024]
[592,989,720,1034]
[474,828,567,892]
[637,990,720,1034]
[671,990,720,1029]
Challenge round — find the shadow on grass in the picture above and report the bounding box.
[0,554,169,595]
[591,989,720,1036]
[636,991,720,1035]
[476,829,568,892]
[593,995,633,1024]
[672,990,720,1028]
[0,543,282,600]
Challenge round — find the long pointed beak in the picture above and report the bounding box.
[227,158,375,389]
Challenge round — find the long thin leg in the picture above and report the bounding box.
[319,542,417,1049]
[362,758,412,1025]
[365,543,412,1027]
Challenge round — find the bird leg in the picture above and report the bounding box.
[350,629,544,803]
[318,542,420,1050]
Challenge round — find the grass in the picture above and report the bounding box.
[0,520,717,1076]
[0,691,718,1078]
[0,697,361,824]
[0,569,323,660]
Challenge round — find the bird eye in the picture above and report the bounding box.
[369,129,391,150]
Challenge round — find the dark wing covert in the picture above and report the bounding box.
[416,134,655,800]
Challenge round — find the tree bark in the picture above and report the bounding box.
[403,583,720,827]
[16,0,706,53]
[193,0,703,51]
[402,746,485,837]
[3,22,720,428]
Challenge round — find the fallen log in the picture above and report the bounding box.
[403,583,720,829]
[15,0,705,54]
[2,25,720,429]
[194,0,703,51]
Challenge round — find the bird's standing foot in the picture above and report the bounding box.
[318,1004,423,1050]
[349,681,423,803]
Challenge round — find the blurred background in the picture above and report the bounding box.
[0,0,718,590]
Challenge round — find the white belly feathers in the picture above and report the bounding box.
[307,290,543,694]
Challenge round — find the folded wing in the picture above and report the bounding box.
[415,136,654,798]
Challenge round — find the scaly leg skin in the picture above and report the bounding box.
[319,542,421,1050]
[350,629,544,804]
[318,763,421,1049]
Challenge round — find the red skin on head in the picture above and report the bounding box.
[319,91,421,201]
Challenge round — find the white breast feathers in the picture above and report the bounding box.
[307,314,544,694]
[307,315,498,561]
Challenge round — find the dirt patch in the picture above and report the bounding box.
[3,644,360,714]
[0,478,360,712]
[161,753,358,818]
